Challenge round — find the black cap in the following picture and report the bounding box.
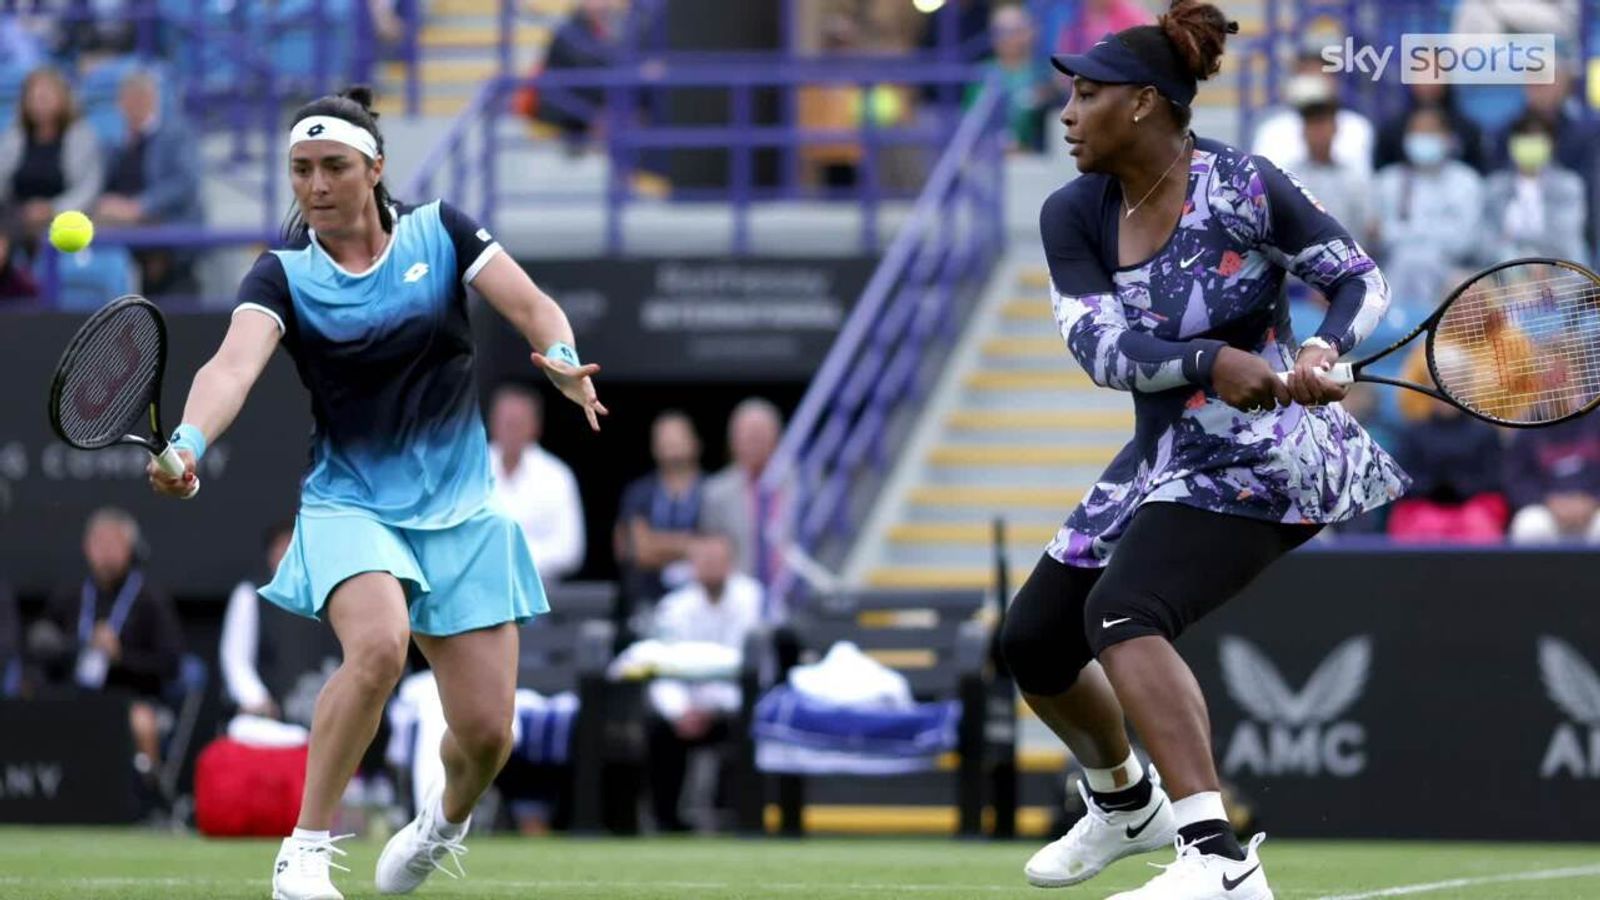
[1052,30,1199,107]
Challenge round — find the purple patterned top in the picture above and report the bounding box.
[1042,136,1410,567]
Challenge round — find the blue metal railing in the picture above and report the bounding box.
[403,59,982,255]
[755,76,1007,610]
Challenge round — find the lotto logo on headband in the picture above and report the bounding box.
[1322,33,1555,84]
[289,115,380,159]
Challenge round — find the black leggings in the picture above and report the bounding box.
[999,502,1320,696]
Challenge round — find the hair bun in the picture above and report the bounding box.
[1159,0,1236,81]
[340,84,378,117]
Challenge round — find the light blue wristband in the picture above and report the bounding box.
[169,424,207,462]
[545,342,581,367]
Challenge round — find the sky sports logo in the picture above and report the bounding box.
[1321,33,1555,84]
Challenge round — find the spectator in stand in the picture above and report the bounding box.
[1372,106,1483,319]
[29,508,182,789]
[1453,0,1576,46]
[0,66,103,248]
[701,398,785,588]
[488,384,586,583]
[1480,112,1587,265]
[1291,100,1371,244]
[1494,59,1598,254]
[1046,0,1152,55]
[646,531,763,832]
[0,210,39,302]
[523,0,624,153]
[616,411,705,619]
[1251,51,1374,177]
[1503,415,1600,544]
[94,69,203,297]
[1385,349,1507,543]
[968,4,1060,154]
[1373,81,1487,174]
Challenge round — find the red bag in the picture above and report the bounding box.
[194,737,308,837]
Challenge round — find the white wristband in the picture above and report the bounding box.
[1300,336,1338,354]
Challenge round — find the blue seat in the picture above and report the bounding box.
[55,246,138,311]
[159,654,209,800]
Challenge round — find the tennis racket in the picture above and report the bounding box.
[1281,257,1600,428]
[47,294,198,498]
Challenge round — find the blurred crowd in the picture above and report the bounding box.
[0,388,789,833]
[1248,45,1600,545]
[0,55,203,307]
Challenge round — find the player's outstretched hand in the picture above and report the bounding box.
[146,448,199,499]
[531,352,610,432]
[1213,346,1291,413]
[1284,344,1347,407]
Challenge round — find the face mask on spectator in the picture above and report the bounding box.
[1509,133,1553,174]
[1403,132,1449,167]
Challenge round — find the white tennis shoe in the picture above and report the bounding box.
[271,833,350,900]
[1024,766,1175,888]
[375,790,471,895]
[1105,833,1274,900]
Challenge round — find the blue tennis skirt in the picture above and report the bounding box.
[261,502,548,636]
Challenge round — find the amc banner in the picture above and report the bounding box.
[0,313,313,596]
[486,258,876,381]
[1181,548,1600,841]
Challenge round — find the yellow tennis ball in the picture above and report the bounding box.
[49,210,94,253]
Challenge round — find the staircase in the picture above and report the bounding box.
[843,251,1132,593]
[374,0,573,118]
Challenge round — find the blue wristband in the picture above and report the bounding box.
[169,424,207,462]
[545,342,581,367]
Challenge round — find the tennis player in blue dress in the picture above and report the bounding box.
[148,86,606,900]
[997,3,1407,898]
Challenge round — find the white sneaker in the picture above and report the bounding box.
[1105,833,1274,900]
[271,833,351,900]
[375,790,471,895]
[1025,766,1175,888]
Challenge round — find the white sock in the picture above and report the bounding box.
[291,827,330,843]
[1171,791,1228,829]
[1082,751,1145,794]
[432,795,467,840]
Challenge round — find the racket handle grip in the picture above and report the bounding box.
[153,444,200,499]
[1277,362,1355,386]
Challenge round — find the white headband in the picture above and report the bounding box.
[288,115,380,160]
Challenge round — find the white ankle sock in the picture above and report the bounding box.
[432,795,467,839]
[1082,751,1145,793]
[1171,791,1228,829]
[291,827,330,842]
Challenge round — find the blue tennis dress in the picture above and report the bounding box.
[235,200,547,635]
[1042,137,1410,567]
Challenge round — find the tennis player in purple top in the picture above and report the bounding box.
[998,2,1408,897]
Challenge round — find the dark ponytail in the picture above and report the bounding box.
[1158,0,1238,82]
[281,84,396,245]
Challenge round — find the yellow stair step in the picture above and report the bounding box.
[1017,269,1049,290]
[928,444,1117,466]
[422,24,551,49]
[889,523,1060,545]
[372,94,472,118]
[1001,298,1052,320]
[865,567,1030,590]
[982,336,1063,358]
[965,370,1093,391]
[908,485,1084,509]
[383,59,500,86]
[431,0,499,14]
[946,409,1133,430]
